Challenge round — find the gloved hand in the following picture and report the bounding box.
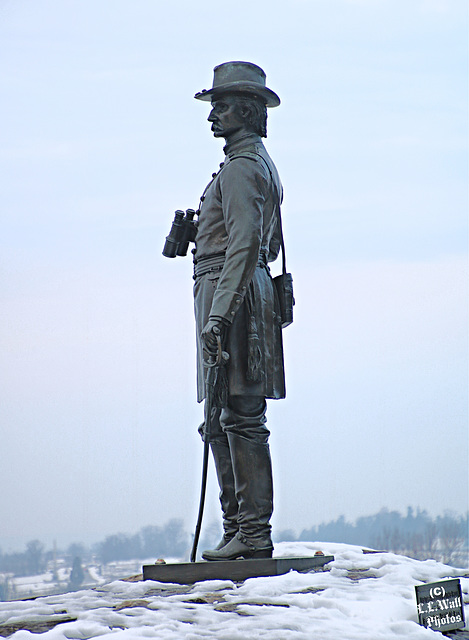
[201,319,225,355]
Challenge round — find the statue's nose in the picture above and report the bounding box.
[208,110,216,122]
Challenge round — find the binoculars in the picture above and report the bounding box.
[162,209,198,258]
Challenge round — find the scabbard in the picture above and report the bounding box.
[190,365,217,563]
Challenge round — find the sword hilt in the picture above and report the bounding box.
[204,328,229,368]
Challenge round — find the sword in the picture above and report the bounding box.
[190,328,229,563]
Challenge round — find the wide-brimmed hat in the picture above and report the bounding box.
[194,61,280,107]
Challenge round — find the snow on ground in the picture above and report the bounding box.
[0,542,467,640]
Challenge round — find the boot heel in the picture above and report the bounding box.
[248,548,273,559]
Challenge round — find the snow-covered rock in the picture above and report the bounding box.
[0,542,467,639]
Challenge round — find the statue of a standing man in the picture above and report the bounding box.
[192,62,286,561]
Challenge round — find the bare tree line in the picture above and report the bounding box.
[1,507,467,591]
[288,507,468,567]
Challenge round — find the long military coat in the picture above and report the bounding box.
[193,133,286,403]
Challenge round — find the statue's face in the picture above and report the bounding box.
[208,95,246,139]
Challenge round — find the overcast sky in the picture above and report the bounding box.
[1,0,467,552]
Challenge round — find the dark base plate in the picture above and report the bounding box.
[142,555,334,584]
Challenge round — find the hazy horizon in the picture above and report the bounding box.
[1,504,467,555]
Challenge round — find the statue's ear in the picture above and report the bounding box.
[239,103,253,122]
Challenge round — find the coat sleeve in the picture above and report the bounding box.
[208,157,269,323]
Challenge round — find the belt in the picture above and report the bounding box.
[193,251,267,279]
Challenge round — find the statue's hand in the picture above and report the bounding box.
[201,319,225,356]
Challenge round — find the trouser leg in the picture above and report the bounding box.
[202,396,274,561]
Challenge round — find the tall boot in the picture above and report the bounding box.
[203,433,273,561]
[208,442,238,550]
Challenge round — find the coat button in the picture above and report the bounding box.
[212,173,217,178]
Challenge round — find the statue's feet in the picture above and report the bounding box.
[211,534,236,551]
[202,532,273,561]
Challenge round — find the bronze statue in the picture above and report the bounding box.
[169,62,289,561]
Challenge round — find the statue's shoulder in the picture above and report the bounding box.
[227,150,271,181]
[228,151,260,162]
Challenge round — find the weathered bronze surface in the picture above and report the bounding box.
[178,62,289,562]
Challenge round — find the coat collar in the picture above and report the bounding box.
[224,133,263,157]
